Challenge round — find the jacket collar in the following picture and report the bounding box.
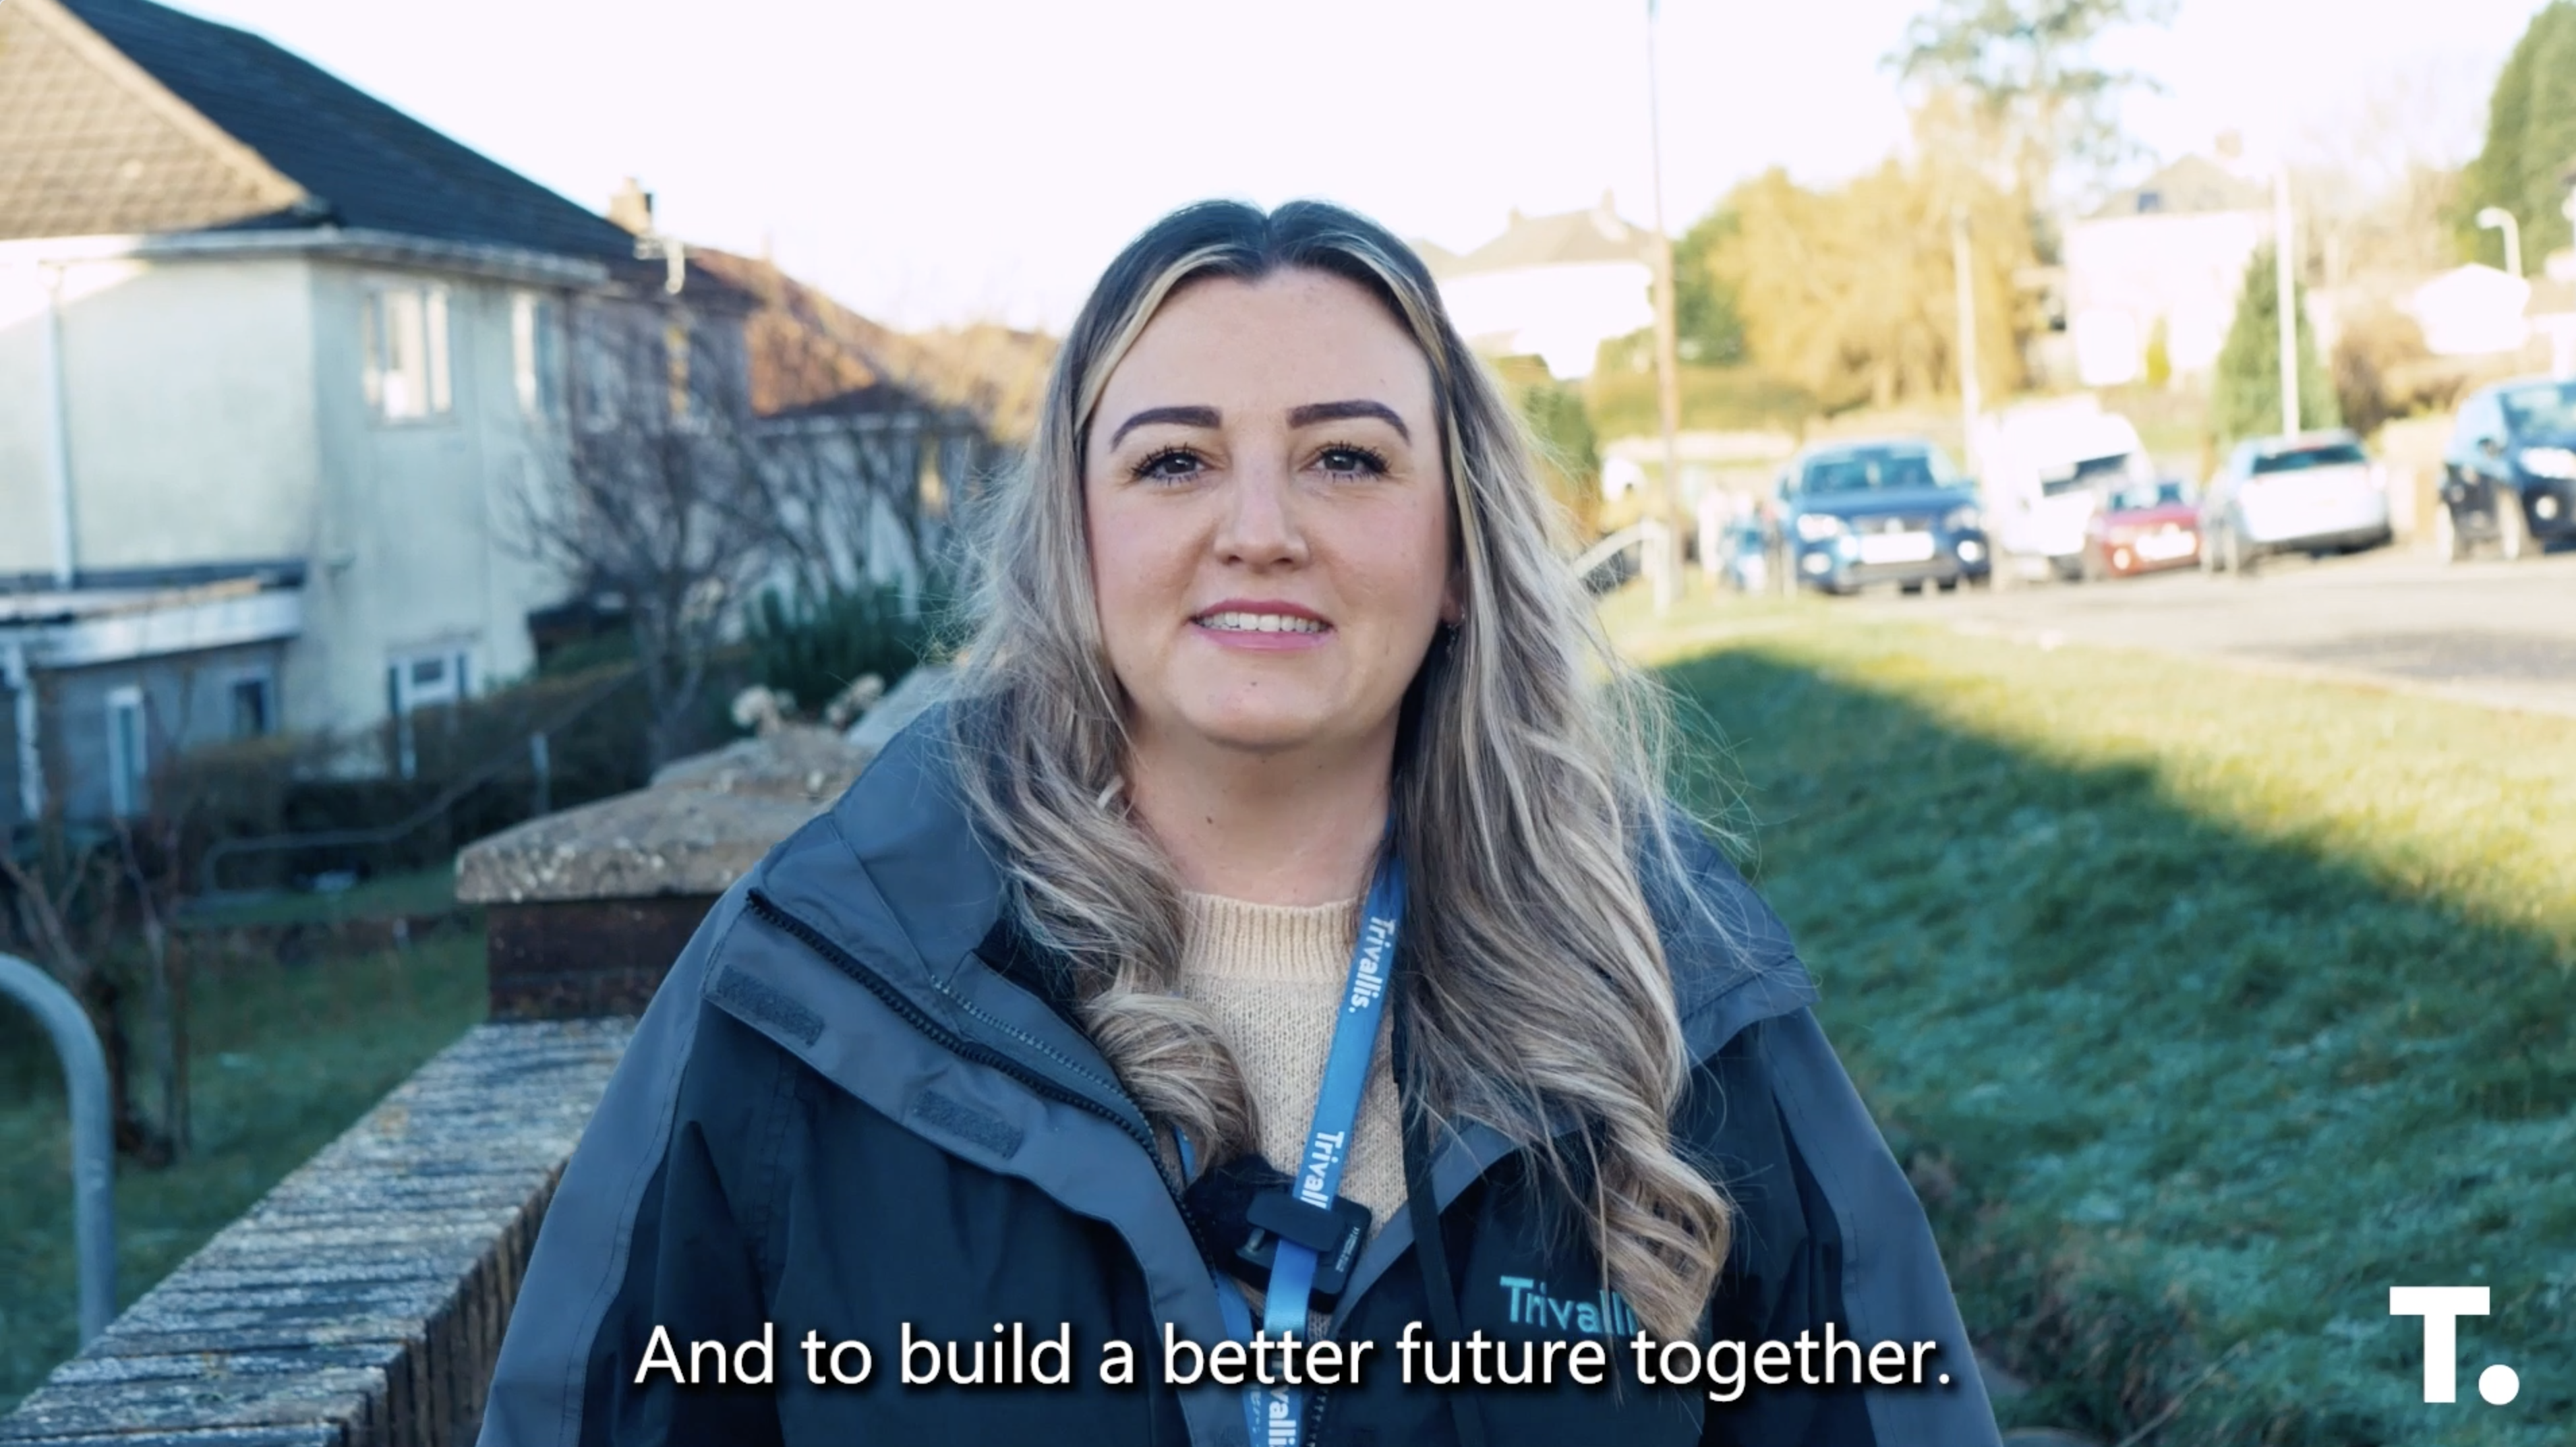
[751,702,1816,1079]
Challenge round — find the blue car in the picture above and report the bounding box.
[1773,440,1991,595]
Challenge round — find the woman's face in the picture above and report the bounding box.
[1084,268,1458,765]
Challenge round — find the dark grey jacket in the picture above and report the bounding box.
[476,714,2001,1447]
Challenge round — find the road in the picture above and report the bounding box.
[1853,547,2576,718]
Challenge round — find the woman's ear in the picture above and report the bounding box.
[1439,570,1466,628]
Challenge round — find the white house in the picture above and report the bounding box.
[0,0,746,826]
[1424,194,1655,381]
[2406,264,2534,358]
[2062,154,2276,388]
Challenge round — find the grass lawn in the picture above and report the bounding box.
[1608,588,2574,1446]
[173,864,465,931]
[0,928,486,1415]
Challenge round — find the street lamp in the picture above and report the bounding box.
[2476,206,2522,279]
[1951,206,1980,470]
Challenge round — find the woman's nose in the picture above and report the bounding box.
[1212,456,1308,566]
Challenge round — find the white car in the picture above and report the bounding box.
[1981,401,2154,581]
[2199,432,2393,574]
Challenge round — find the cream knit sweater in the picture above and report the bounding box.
[1176,892,1408,1235]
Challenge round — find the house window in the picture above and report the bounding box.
[385,647,472,778]
[105,684,148,818]
[665,320,692,419]
[513,292,562,419]
[363,285,452,421]
[228,674,274,739]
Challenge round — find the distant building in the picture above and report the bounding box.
[1422,194,1653,381]
[0,0,745,826]
[691,246,1038,605]
[2062,154,2276,388]
[2407,264,2534,358]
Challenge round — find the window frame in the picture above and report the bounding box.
[384,646,475,779]
[105,684,148,819]
[361,283,455,424]
[225,668,276,740]
[513,290,564,421]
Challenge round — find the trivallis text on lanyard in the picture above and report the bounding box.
[1184,838,1404,1447]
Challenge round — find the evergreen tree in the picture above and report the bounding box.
[1672,206,1748,365]
[2211,244,2339,444]
[2457,1,2576,264]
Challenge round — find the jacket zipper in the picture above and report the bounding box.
[743,888,1167,1170]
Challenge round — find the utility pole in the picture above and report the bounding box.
[2274,164,2299,438]
[1950,206,1981,469]
[1645,0,1683,612]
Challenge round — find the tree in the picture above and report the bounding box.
[1710,152,2032,413]
[519,299,778,769]
[1890,0,2177,206]
[1487,355,1602,537]
[2,817,190,1166]
[2456,1,2576,266]
[2211,244,2340,445]
[1672,206,1748,365]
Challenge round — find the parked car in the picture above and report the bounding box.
[1773,439,1990,595]
[2436,376,2576,562]
[2199,432,2392,575]
[2081,479,2200,579]
[1981,398,2153,581]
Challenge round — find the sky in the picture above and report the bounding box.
[169,0,2550,332]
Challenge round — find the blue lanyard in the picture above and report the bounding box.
[1179,844,1405,1447]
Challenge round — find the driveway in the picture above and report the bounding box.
[1858,546,2576,717]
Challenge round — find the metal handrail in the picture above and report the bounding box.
[1572,519,1672,581]
[0,951,115,1344]
[192,667,640,901]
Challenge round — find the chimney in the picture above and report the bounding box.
[608,177,655,234]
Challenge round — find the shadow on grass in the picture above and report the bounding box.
[1658,645,2573,1447]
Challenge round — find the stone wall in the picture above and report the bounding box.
[0,1020,631,1447]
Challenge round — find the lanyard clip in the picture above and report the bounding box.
[1238,1189,1373,1306]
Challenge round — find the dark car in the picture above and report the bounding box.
[2438,377,2576,562]
[1773,440,1990,595]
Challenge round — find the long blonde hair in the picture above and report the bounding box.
[945,200,1729,1339]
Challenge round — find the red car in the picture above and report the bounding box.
[2082,479,2200,579]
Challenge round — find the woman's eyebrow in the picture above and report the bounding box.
[1109,405,1220,447]
[1289,399,1410,442]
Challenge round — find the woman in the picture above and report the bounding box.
[479,200,1999,1447]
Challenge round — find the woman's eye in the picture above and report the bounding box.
[1316,445,1388,478]
[1132,448,1204,482]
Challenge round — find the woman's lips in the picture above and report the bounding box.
[1190,608,1333,651]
